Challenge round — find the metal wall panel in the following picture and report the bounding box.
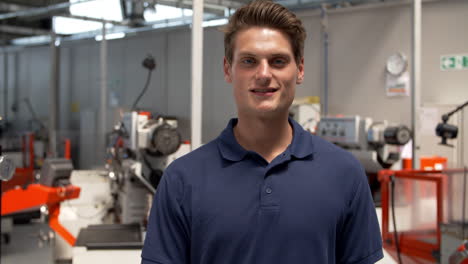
[28,46,50,119]
[202,27,236,143]
[3,0,467,168]
[295,15,322,100]
[327,5,412,125]
[17,49,34,129]
[421,0,468,104]
[167,28,191,142]
[122,33,167,115]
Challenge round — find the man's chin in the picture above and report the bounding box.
[251,107,288,119]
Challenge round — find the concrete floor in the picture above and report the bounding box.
[1,221,55,264]
[375,207,398,264]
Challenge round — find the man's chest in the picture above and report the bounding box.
[190,163,346,246]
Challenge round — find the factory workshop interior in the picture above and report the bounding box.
[0,0,467,263]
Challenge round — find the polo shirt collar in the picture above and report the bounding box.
[217,117,315,162]
[288,117,315,159]
[217,119,248,161]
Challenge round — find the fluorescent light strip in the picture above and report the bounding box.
[95,32,126,41]
[202,18,228,27]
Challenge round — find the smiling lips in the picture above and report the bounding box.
[250,88,278,96]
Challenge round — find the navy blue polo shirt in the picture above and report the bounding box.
[142,118,383,264]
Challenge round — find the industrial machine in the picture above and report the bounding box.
[53,54,189,263]
[66,111,189,264]
[0,148,15,182]
[376,100,468,264]
[107,111,186,223]
[317,116,411,173]
[289,96,321,134]
[436,99,468,147]
[1,130,75,249]
[1,158,81,247]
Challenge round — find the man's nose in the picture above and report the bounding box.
[255,60,272,85]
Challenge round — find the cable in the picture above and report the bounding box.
[463,166,467,239]
[131,54,156,111]
[22,97,47,130]
[391,174,403,264]
[131,69,153,111]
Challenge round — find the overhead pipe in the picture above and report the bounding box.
[0,0,94,21]
[0,2,30,12]
[294,0,442,18]
[63,14,125,26]
[157,0,234,16]
[0,25,52,36]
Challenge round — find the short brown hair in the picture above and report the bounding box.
[223,0,306,65]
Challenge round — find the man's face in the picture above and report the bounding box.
[224,27,304,118]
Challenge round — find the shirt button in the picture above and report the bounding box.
[266,188,272,194]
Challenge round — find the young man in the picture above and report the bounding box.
[141,1,383,263]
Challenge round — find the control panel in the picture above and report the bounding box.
[316,116,360,146]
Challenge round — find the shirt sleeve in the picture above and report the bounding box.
[337,165,384,264]
[141,170,190,264]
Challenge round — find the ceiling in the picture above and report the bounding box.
[0,0,395,46]
[0,0,70,45]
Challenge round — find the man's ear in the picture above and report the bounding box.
[296,57,304,84]
[224,57,232,83]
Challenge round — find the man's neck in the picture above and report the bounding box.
[234,112,293,163]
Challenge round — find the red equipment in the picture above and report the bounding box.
[379,169,467,264]
[1,184,81,246]
[2,134,35,193]
[450,241,468,264]
[1,134,79,246]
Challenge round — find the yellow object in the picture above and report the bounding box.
[292,96,320,105]
[71,102,80,113]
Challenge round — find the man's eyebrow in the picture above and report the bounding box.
[236,52,292,58]
[237,52,257,57]
[270,53,291,58]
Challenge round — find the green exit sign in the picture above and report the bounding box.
[441,54,468,70]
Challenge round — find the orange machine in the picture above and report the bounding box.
[1,151,80,246]
[2,134,72,193]
[2,134,36,193]
[1,184,81,246]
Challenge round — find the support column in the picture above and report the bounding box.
[99,22,108,162]
[411,0,422,169]
[49,33,60,158]
[191,0,204,150]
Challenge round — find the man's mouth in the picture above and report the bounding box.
[250,88,278,95]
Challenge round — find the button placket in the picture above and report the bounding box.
[260,169,278,207]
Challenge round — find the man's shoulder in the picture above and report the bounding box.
[309,133,365,177]
[165,138,221,176]
[310,133,355,160]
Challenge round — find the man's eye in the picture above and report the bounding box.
[241,58,255,65]
[272,58,287,66]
